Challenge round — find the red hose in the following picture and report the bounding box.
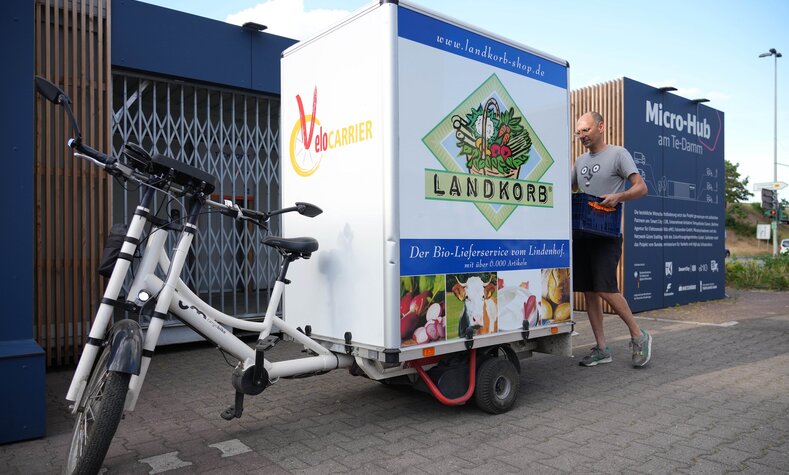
[413,349,476,406]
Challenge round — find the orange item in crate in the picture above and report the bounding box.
[587,201,617,212]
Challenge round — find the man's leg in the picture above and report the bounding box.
[579,291,612,366]
[598,291,641,339]
[584,291,607,348]
[600,291,652,367]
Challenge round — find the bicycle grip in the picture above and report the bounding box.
[71,140,111,164]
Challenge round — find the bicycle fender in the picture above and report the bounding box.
[107,319,143,375]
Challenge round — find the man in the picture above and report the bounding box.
[572,111,651,367]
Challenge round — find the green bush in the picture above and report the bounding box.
[725,213,756,237]
[726,254,789,290]
[726,203,758,237]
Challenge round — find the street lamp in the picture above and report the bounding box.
[760,48,782,255]
[242,22,267,31]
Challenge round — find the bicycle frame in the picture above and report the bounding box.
[66,186,354,411]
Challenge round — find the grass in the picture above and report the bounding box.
[725,211,757,237]
[725,202,789,289]
[726,254,789,290]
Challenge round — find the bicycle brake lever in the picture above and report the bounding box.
[105,160,125,178]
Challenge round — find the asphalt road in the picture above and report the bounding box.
[2,289,788,474]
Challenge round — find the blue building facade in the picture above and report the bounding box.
[1,0,294,444]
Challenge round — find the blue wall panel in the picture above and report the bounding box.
[0,0,45,444]
[113,0,297,94]
[623,77,726,312]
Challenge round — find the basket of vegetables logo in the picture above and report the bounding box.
[422,74,555,230]
[455,97,531,179]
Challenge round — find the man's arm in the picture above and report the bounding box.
[599,173,647,208]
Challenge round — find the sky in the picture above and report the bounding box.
[139,0,788,200]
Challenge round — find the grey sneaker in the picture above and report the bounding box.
[579,346,612,367]
[630,329,652,367]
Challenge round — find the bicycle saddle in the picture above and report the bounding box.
[262,236,318,257]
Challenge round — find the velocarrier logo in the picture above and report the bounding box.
[288,87,374,176]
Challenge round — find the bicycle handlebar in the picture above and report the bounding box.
[73,148,272,228]
[72,139,319,229]
[204,200,322,226]
[206,198,270,227]
[69,138,112,165]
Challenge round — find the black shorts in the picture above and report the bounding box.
[572,235,622,293]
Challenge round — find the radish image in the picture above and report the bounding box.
[400,311,420,339]
[413,326,429,345]
[425,320,440,341]
[426,302,442,321]
[400,291,414,317]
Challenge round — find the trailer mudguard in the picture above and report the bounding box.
[106,319,144,375]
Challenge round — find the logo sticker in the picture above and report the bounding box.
[288,86,373,176]
[422,74,554,230]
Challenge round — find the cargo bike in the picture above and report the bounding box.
[41,2,575,473]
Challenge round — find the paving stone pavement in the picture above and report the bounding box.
[2,289,788,474]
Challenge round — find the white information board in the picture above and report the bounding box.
[757,224,771,240]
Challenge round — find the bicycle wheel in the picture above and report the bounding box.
[65,344,131,475]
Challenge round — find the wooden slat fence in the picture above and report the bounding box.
[34,0,111,366]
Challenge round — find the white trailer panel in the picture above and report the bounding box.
[282,1,571,361]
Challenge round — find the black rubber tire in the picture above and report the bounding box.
[65,345,131,475]
[474,357,520,414]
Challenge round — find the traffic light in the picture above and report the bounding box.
[762,188,777,210]
[770,209,777,217]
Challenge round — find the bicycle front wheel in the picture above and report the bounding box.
[65,344,131,475]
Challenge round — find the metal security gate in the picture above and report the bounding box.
[111,71,281,339]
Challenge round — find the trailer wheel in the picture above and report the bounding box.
[475,357,519,414]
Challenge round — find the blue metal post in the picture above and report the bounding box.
[0,0,46,444]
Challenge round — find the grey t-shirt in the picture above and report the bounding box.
[572,145,639,198]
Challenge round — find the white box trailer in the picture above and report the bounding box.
[281,0,572,407]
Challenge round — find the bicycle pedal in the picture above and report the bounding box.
[220,406,240,420]
[220,391,245,420]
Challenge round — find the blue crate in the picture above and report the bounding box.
[572,192,622,238]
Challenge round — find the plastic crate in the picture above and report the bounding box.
[572,192,622,238]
